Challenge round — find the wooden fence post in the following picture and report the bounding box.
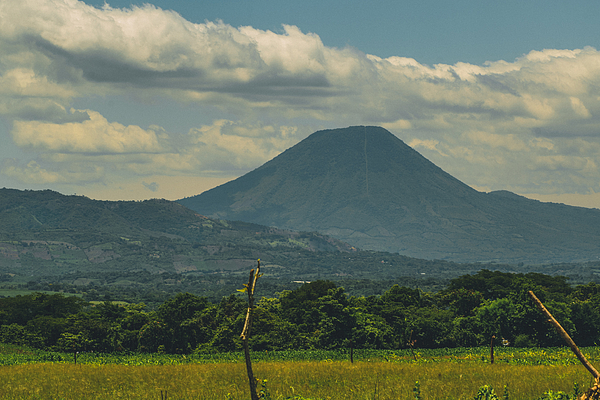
[528,291,600,399]
[240,260,261,400]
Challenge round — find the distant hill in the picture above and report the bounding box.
[3,187,600,304]
[0,188,355,278]
[0,188,506,301]
[178,126,600,264]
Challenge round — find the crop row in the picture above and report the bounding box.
[1,343,599,367]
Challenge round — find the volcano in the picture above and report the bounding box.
[178,126,600,263]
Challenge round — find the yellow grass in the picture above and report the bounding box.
[0,361,592,399]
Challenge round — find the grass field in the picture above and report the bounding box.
[0,345,596,399]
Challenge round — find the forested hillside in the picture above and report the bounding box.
[3,188,600,305]
[0,270,596,354]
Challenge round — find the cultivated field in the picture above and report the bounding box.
[0,345,596,399]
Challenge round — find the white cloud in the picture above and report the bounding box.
[462,131,527,152]
[407,138,446,156]
[2,0,600,204]
[2,159,104,184]
[188,119,301,172]
[12,110,163,153]
[4,107,303,188]
[570,97,591,118]
[3,0,600,125]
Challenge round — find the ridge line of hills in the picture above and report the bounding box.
[1,187,600,304]
[0,187,471,302]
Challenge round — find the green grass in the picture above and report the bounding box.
[0,359,590,399]
[0,345,597,399]
[2,345,600,366]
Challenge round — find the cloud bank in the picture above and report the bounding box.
[1,0,600,204]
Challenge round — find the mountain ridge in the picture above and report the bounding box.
[178,126,600,263]
[0,187,501,301]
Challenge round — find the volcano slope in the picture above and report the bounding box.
[179,126,600,263]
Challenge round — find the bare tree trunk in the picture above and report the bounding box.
[241,261,261,400]
[528,291,600,399]
[243,341,257,400]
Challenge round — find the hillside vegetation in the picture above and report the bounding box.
[2,188,600,304]
[0,188,368,301]
[0,188,484,302]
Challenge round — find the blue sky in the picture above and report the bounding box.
[1,0,600,208]
[82,0,600,65]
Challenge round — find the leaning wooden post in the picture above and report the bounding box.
[528,291,600,386]
[240,260,261,400]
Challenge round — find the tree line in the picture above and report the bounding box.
[1,270,599,354]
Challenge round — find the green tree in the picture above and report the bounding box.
[0,323,44,347]
[156,292,215,353]
[279,282,354,349]
[380,285,422,307]
[437,288,483,317]
[248,297,298,351]
[0,293,84,326]
[314,286,354,349]
[475,297,516,344]
[138,320,169,352]
[25,315,69,348]
[405,306,454,348]
[449,316,482,347]
[351,311,394,349]
[570,299,600,346]
[56,332,92,353]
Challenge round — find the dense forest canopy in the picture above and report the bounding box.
[1,270,598,354]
